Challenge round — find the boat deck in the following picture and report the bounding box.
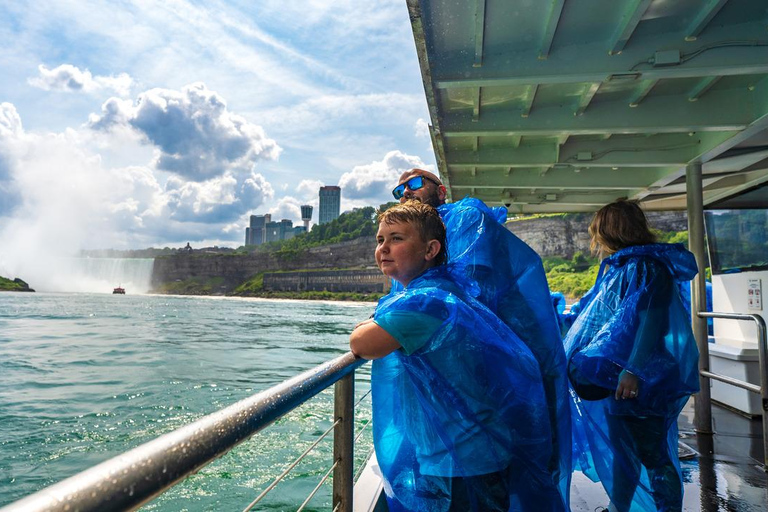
[356,398,767,511]
[570,399,767,511]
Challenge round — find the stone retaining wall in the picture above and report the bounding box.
[263,268,389,293]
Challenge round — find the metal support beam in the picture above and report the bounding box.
[449,133,709,168]
[688,76,721,102]
[450,166,668,190]
[539,0,566,60]
[441,89,752,136]
[332,373,354,512]
[687,162,713,435]
[609,0,653,55]
[521,84,538,118]
[629,79,659,107]
[473,87,481,121]
[474,0,487,67]
[434,34,768,89]
[686,0,730,41]
[473,190,628,207]
[575,82,601,116]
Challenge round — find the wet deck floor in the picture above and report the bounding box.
[570,399,768,511]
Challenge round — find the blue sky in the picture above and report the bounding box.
[0,0,435,266]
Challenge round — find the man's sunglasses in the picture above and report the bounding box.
[392,175,440,200]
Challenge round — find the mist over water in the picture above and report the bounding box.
[63,257,155,293]
[0,256,155,293]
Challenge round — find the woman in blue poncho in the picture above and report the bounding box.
[564,199,700,512]
[350,201,555,511]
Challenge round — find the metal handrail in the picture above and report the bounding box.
[697,311,768,469]
[0,352,367,512]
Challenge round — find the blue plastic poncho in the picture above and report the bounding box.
[372,265,557,511]
[550,291,577,337]
[563,243,700,512]
[438,197,571,508]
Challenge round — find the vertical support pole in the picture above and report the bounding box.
[687,162,713,434]
[333,372,354,511]
[754,315,768,470]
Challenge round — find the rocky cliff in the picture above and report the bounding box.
[151,237,377,292]
[506,211,688,259]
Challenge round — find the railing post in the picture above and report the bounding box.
[754,314,768,470]
[687,161,713,435]
[333,372,355,511]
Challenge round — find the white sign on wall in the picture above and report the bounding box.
[747,279,763,311]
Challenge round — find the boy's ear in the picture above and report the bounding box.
[425,239,441,262]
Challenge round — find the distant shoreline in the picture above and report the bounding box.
[0,276,35,292]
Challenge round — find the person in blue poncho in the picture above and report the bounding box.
[390,169,571,508]
[563,199,700,512]
[350,201,556,511]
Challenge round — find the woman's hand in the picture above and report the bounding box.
[615,370,639,400]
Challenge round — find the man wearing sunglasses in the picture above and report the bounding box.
[390,168,572,511]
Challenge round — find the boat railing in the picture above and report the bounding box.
[0,352,369,512]
[697,311,768,470]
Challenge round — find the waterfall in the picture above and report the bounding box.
[46,258,156,294]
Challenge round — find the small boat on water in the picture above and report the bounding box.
[112,286,125,294]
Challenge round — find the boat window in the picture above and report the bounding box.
[705,209,768,274]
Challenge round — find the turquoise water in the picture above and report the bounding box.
[0,292,374,511]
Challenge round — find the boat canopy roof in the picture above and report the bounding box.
[407,0,768,212]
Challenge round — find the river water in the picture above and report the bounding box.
[0,291,374,511]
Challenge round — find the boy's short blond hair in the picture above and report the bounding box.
[378,200,447,265]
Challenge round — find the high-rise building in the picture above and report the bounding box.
[265,219,294,242]
[300,205,313,230]
[318,186,341,224]
[248,214,271,245]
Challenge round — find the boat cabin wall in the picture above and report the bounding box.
[712,271,767,348]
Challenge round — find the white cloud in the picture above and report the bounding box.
[88,82,281,181]
[28,64,133,96]
[297,179,324,198]
[268,196,305,224]
[0,102,24,138]
[259,93,424,134]
[166,171,273,223]
[415,118,430,138]
[338,150,434,205]
[0,103,25,215]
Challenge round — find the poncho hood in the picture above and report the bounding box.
[604,243,697,282]
[440,196,508,225]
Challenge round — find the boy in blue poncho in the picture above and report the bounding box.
[564,199,700,512]
[391,169,570,509]
[350,201,556,511]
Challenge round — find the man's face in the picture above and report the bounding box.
[395,173,445,208]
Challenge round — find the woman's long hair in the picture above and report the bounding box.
[589,199,657,258]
